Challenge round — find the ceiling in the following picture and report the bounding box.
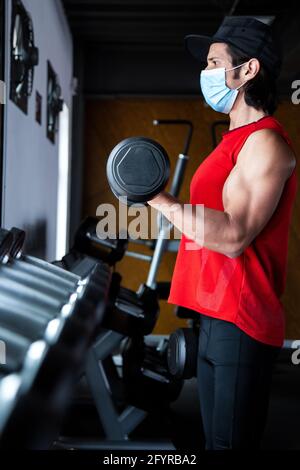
[61,0,300,96]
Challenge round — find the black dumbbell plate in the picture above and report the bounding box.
[106,137,170,204]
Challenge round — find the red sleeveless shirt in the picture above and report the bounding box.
[168,116,298,346]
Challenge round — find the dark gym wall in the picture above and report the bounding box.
[82,98,300,339]
[2,0,73,261]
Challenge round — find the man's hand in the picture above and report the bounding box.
[147,191,170,207]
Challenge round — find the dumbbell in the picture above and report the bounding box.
[167,327,199,380]
[0,257,110,352]
[9,228,26,259]
[106,137,170,205]
[71,216,128,266]
[121,335,184,411]
[0,229,14,263]
[0,227,26,263]
[103,273,160,337]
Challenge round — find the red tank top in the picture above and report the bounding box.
[168,116,298,346]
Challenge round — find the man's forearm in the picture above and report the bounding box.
[148,191,243,257]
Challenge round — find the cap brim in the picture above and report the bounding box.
[184,35,214,63]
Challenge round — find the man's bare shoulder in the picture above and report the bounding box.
[237,127,296,176]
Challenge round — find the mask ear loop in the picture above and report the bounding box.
[226,60,250,72]
[226,61,250,90]
[236,80,247,90]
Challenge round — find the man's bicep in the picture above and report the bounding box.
[222,156,287,248]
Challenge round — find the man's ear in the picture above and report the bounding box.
[248,58,260,78]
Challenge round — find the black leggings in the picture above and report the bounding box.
[197,314,281,450]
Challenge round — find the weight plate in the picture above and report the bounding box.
[106,136,170,204]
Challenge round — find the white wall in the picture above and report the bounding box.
[2,0,73,261]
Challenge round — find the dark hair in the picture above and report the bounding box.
[226,43,279,115]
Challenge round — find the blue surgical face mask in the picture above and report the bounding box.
[200,62,248,114]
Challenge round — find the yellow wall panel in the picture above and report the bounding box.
[83,98,300,339]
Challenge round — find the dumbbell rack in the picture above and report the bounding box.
[51,252,176,450]
[56,329,176,450]
[0,228,112,449]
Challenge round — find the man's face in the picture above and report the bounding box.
[205,42,244,89]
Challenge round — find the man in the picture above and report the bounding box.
[148,16,297,449]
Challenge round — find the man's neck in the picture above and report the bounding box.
[229,99,268,131]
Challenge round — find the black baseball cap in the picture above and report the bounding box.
[184,16,282,77]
